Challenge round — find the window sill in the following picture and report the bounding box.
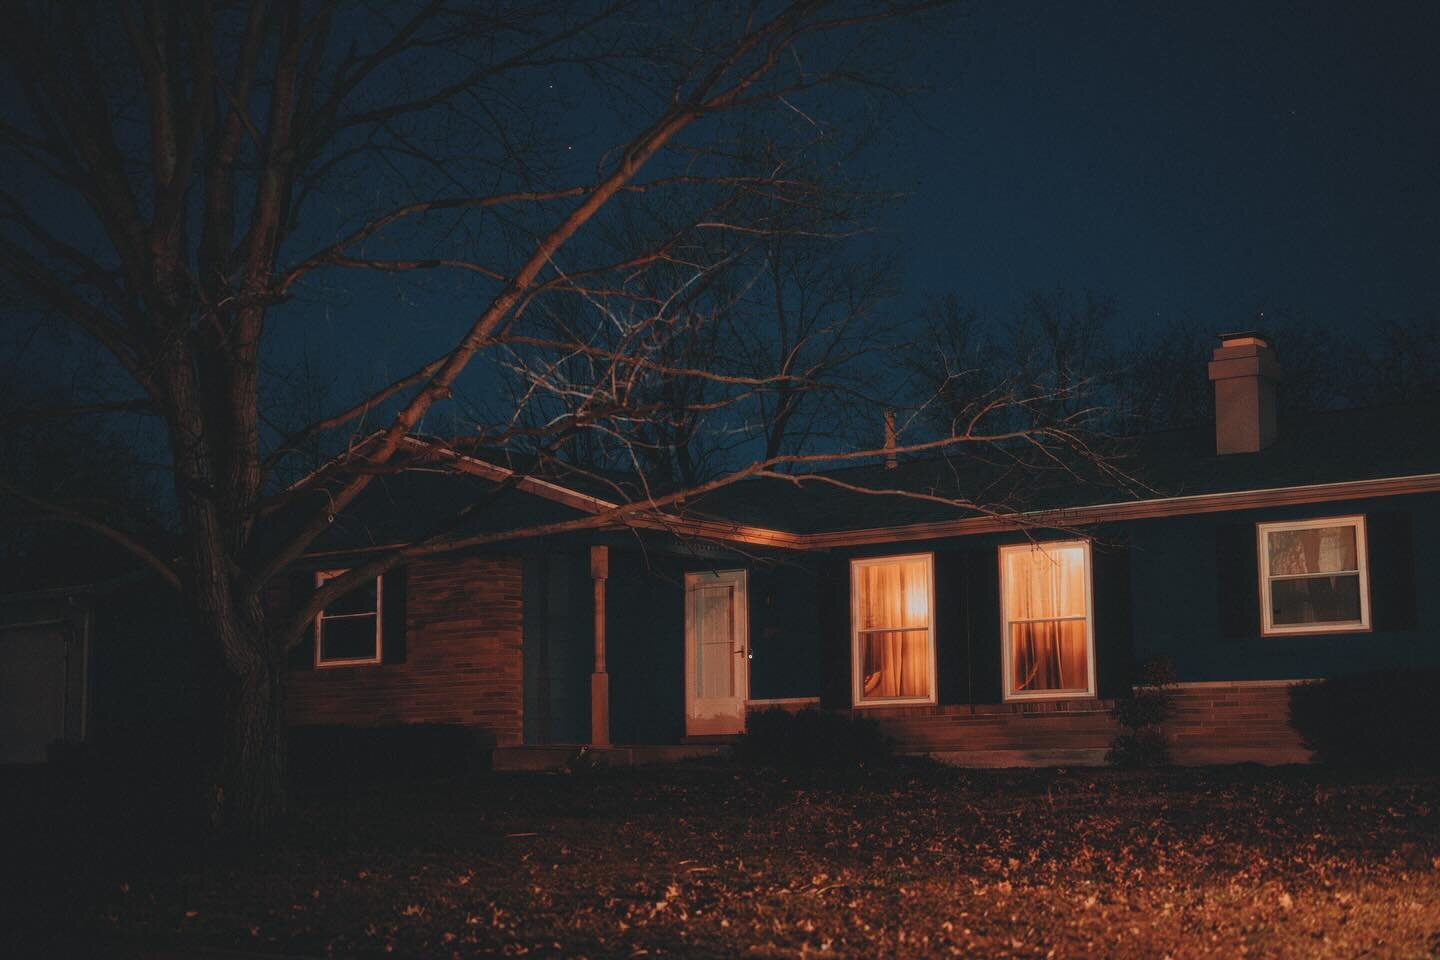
[853,695,937,709]
[1002,689,1097,704]
[1260,623,1372,638]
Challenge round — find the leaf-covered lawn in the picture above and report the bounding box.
[10,763,1440,958]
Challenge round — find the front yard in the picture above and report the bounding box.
[8,762,1440,958]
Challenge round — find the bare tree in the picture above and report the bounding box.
[0,0,964,831]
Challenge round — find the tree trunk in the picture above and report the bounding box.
[218,627,287,834]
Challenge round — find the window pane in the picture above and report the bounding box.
[1267,526,1357,576]
[1010,619,1089,693]
[320,614,379,662]
[1271,574,1362,626]
[860,630,930,700]
[694,585,735,699]
[322,578,379,616]
[856,558,930,631]
[1003,543,1086,620]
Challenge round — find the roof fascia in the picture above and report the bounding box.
[297,467,1440,559]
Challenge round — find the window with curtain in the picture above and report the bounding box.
[315,570,383,666]
[851,554,934,705]
[999,541,1095,699]
[1257,517,1370,634]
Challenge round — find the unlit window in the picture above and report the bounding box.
[1258,517,1370,635]
[315,570,383,666]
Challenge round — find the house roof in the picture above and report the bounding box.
[294,397,1440,556]
[683,398,1440,535]
[304,467,593,556]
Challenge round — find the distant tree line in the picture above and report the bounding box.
[902,288,1440,443]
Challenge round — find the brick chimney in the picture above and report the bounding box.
[1207,331,1282,455]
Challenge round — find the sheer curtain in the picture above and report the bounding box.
[856,557,930,700]
[1003,543,1089,694]
[1266,524,1362,625]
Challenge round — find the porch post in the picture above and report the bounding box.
[590,545,610,746]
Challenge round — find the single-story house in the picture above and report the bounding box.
[279,332,1440,766]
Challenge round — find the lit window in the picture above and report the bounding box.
[314,570,383,666]
[851,554,935,705]
[1000,541,1095,700]
[1257,517,1370,635]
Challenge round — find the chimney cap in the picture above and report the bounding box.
[1217,330,1272,349]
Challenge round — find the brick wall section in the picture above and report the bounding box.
[848,681,1312,766]
[1162,681,1311,764]
[286,554,524,745]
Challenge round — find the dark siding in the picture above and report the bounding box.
[380,567,408,664]
[817,555,851,708]
[1131,493,1440,680]
[606,550,685,744]
[748,560,822,700]
[1091,540,1134,698]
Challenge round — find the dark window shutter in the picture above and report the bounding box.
[962,548,1002,704]
[817,556,852,709]
[1216,522,1259,640]
[1367,512,1417,631]
[381,566,409,664]
[933,550,966,705]
[286,572,317,671]
[1091,541,1135,699]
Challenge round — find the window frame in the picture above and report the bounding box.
[849,552,937,708]
[999,540,1097,702]
[313,569,384,667]
[1256,515,1371,637]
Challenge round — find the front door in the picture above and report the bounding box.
[684,570,748,736]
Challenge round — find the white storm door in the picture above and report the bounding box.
[684,570,748,736]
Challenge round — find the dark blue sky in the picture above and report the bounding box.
[875,0,1439,334]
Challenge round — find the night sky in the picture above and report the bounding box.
[307,0,1440,401]
[876,0,1439,336]
[6,2,1438,415]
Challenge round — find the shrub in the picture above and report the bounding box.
[289,723,487,787]
[1107,657,1176,768]
[737,708,894,770]
[1288,670,1440,767]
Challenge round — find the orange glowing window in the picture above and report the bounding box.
[999,541,1095,700]
[851,554,935,705]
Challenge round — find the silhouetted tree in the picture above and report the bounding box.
[0,0,954,831]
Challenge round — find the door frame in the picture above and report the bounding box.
[683,568,749,736]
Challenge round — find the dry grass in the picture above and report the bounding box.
[7,762,1440,958]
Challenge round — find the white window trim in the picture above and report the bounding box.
[1256,516,1371,636]
[314,570,384,667]
[850,552,937,708]
[999,540,1097,702]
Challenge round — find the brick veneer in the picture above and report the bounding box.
[286,554,524,745]
[850,680,1312,766]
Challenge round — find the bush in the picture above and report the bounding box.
[737,708,894,770]
[1107,657,1176,768]
[289,723,488,787]
[1288,670,1440,767]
